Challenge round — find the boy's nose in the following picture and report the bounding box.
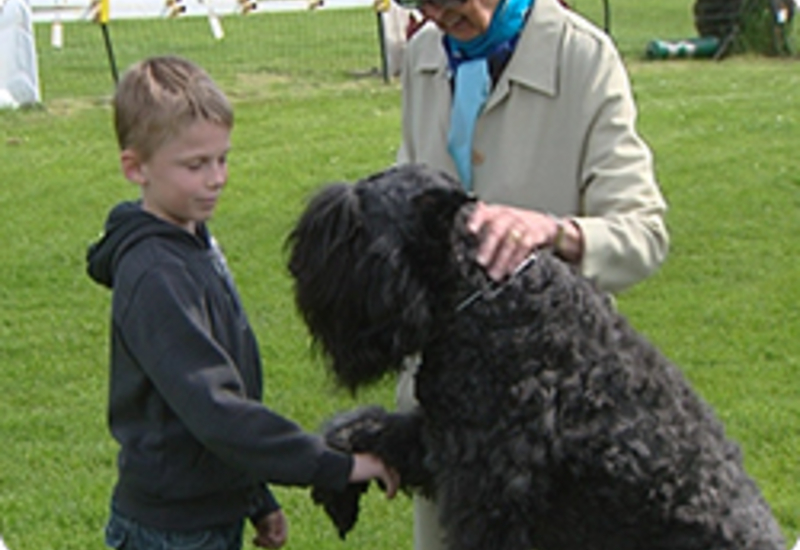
[209,163,227,188]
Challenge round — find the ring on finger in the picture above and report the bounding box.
[509,229,523,244]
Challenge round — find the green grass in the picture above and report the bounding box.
[2,1,799,548]
[34,7,382,102]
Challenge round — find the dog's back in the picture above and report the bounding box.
[416,250,785,550]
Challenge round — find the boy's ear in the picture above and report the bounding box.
[120,149,146,186]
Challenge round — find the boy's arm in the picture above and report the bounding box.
[118,263,353,491]
[249,486,288,548]
[249,485,280,522]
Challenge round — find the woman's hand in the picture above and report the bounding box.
[467,202,582,280]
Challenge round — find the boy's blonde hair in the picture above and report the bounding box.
[113,55,233,161]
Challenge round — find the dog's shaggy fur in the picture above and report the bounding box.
[287,164,785,550]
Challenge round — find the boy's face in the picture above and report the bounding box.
[121,120,231,233]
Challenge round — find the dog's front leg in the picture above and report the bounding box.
[371,407,433,495]
[312,406,432,538]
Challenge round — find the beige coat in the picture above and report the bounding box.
[397,0,669,294]
[396,3,669,548]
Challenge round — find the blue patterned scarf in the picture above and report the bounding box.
[445,0,534,190]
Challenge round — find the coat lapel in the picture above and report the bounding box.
[483,0,564,114]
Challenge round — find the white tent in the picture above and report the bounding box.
[0,0,41,109]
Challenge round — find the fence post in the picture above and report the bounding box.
[376,8,389,83]
[97,0,119,84]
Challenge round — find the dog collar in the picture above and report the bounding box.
[455,252,538,312]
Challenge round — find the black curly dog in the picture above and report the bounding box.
[287,164,785,550]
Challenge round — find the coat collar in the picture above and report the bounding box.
[494,0,563,98]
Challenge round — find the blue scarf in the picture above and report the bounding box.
[446,0,534,190]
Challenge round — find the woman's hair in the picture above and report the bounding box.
[113,55,233,160]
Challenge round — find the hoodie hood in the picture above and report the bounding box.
[87,201,205,288]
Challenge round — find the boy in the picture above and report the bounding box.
[86,55,398,550]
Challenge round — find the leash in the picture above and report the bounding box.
[455,252,538,313]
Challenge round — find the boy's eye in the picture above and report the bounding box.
[185,155,227,170]
[185,159,207,170]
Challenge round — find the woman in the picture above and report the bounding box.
[394,0,669,548]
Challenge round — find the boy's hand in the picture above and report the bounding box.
[252,509,288,549]
[350,453,401,498]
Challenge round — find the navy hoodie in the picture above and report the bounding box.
[87,201,352,530]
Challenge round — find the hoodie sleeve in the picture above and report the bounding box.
[115,258,353,492]
[249,485,281,523]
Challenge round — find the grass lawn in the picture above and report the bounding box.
[1,0,799,548]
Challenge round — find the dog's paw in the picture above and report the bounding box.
[311,482,370,540]
[322,406,390,453]
[311,407,391,538]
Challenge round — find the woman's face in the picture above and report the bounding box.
[420,0,500,41]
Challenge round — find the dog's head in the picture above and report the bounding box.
[287,164,474,391]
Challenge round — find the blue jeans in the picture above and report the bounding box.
[105,506,244,550]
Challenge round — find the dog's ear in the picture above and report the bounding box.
[412,185,474,242]
[287,183,369,381]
